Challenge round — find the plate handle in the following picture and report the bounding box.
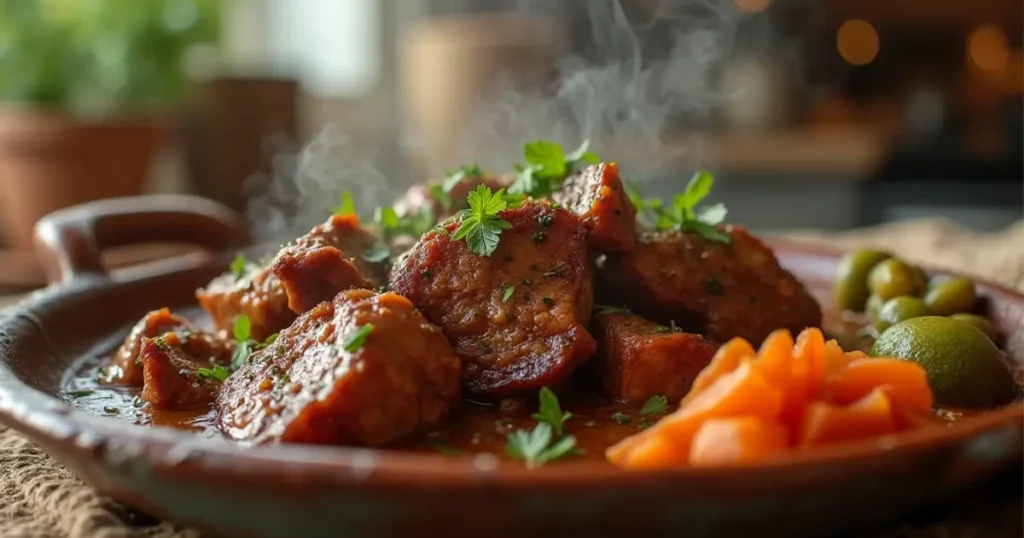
[33,195,251,284]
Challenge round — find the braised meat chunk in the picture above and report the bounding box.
[593,310,718,403]
[597,226,822,345]
[216,290,461,447]
[553,163,636,252]
[139,331,234,409]
[271,213,388,314]
[102,308,209,385]
[196,260,294,342]
[390,201,596,398]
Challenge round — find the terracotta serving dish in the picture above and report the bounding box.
[0,196,1021,538]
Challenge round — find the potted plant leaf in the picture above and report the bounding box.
[0,0,220,248]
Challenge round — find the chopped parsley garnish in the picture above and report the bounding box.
[639,395,669,415]
[375,204,436,240]
[611,412,631,424]
[706,276,724,295]
[332,190,356,216]
[228,316,277,371]
[428,184,452,211]
[637,418,655,429]
[541,265,565,278]
[64,390,94,399]
[443,164,485,193]
[197,365,230,382]
[452,185,512,257]
[501,284,515,303]
[628,171,731,244]
[532,231,547,244]
[230,254,248,281]
[102,406,120,415]
[531,387,572,436]
[362,244,390,263]
[342,323,375,352]
[506,422,578,469]
[508,139,599,198]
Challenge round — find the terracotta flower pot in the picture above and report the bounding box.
[0,110,165,249]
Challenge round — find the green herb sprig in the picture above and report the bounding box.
[452,185,512,256]
[333,190,356,216]
[508,140,600,199]
[628,171,731,244]
[639,395,669,415]
[229,315,278,372]
[506,422,577,469]
[342,323,375,352]
[229,254,248,281]
[531,387,573,436]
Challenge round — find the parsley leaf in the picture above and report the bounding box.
[197,365,230,382]
[342,323,375,352]
[629,171,731,244]
[362,244,390,263]
[443,164,485,193]
[428,184,452,211]
[611,412,631,424]
[452,185,512,256]
[593,304,631,316]
[505,422,578,469]
[375,206,401,230]
[233,315,251,342]
[509,140,600,198]
[501,284,515,303]
[639,395,669,415]
[531,386,572,436]
[230,254,248,281]
[332,190,356,216]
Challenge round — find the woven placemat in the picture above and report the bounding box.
[1,218,1022,538]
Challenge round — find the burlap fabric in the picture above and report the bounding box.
[1,218,1022,537]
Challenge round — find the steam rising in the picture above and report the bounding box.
[247,0,743,242]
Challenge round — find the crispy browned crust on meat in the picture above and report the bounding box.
[139,331,232,409]
[593,311,718,403]
[553,163,636,252]
[196,263,295,342]
[389,201,597,398]
[216,290,461,447]
[102,308,198,386]
[597,226,822,344]
[271,214,388,314]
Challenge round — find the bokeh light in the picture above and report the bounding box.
[967,26,1009,72]
[837,19,880,67]
[734,0,771,13]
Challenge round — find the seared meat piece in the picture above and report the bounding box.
[593,311,718,403]
[597,226,822,345]
[216,290,461,447]
[139,332,233,409]
[102,308,203,385]
[271,213,388,314]
[394,174,512,222]
[196,261,294,342]
[390,201,596,398]
[553,163,636,252]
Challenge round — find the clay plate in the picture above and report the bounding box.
[0,196,1021,538]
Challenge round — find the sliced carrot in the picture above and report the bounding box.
[753,330,795,387]
[794,328,826,397]
[845,350,868,360]
[689,416,790,466]
[824,358,933,414]
[617,435,689,469]
[821,339,854,381]
[799,387,895,447]
[682,337,755,405]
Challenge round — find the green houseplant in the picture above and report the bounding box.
[0,0,219,248]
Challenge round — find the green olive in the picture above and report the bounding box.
[924,277,977,316]
[874,296,929,332]
[833,249,891,311]
[868,259,918,301]
[866,293,886,320]
[949,313,1001,344]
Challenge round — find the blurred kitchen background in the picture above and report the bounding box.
[0,0,1020,289]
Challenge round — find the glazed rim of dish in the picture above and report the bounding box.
[1,241,1021,489]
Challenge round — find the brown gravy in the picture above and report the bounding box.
[61,308,974,460]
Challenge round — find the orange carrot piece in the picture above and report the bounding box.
[845,350,868,360]
[682,337,756,405]
[617,435,689,469]
[799,387,895,447]
[794,328,827,399]
[824,358,933,414]
[821,339,854,381]
[689,416,790,466]
[754,330,795,386]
